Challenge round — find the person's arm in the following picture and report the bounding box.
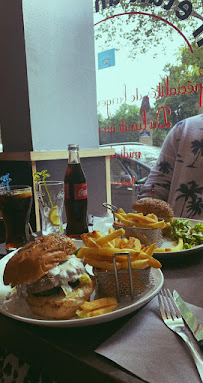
[138,127,178,201]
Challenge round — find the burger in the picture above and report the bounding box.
[3,234,95,320]
[132,197,174,223]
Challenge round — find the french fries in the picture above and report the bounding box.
[81,231,113,248]
[76,305,118,318]
[145,243,156,256]
[114,209,165,229]
[78,228,161,271]
[76,297,118,318]
[78,247,141,258]
[81,297,117,311]
[95,228,125,246]
[81,235,101,248]
[75,222,164,319]
[108,227,116,247]
[124,213,157,224]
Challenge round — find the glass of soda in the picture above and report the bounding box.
[0,185,33,251]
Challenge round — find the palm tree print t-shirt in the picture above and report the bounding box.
[139,114,203,219]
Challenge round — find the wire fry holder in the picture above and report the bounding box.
[103,202,118,214]
[93,257,151,301]
[113,252,134,302]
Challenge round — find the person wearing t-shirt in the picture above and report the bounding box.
[138,114,203,219]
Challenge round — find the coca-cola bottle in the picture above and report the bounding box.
[64,144,88,238]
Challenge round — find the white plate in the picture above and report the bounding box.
[94,216,203,259]
[153,238,203,258]
[0,251,164,327]
[153,218,203,259]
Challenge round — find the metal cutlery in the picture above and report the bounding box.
[173,290,203,350]
[158,288,203,382]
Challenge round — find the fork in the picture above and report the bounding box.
[158,288,203,382]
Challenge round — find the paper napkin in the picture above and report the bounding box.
[96,296,203,383]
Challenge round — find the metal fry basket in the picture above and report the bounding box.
[94,252,151,302]
[102,201,163,248]
[113,224,163,248]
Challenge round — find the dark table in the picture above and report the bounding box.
[0,243,202,383]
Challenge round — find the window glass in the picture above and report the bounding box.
[121,158,149,182]
[93,0,202,211]
[110,157,129,183]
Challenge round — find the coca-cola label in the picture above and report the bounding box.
[74,183,87,200]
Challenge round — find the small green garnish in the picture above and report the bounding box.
[34,170,50,183]
[73,248,81,256]
[170,219,203,249]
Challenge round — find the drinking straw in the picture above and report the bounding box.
[33,170,63,231]
[34,170,54,207]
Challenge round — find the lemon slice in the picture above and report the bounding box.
[48,206,60,226]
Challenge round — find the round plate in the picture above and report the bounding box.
[94,216,203,260]
[153,218,203,259]
[153,238,202,259]
[0,251,164,327]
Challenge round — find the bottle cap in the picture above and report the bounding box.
[68,144,79,150]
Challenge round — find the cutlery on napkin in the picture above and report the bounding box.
[96,296,203,383]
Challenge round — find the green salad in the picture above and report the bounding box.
[170,219,203,249]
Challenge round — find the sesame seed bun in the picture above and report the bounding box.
[132,198,174,222]
[3,234,77,286]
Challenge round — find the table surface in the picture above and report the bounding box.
[0,241,202,383]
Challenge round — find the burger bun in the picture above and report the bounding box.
[26,279,95,320]
[4,234,77,286]
[132,197,174,222]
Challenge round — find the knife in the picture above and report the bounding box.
[173,290,203,351]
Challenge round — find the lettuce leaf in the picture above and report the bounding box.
[170,219,203,249]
